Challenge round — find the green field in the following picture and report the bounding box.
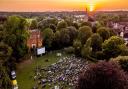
[17,51,70,89]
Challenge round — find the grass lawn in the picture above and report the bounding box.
[17,51,70,89]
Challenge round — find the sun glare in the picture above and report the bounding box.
[89,4,94,12]
[88,3,95,12]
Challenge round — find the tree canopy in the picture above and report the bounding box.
[102,36,125,60]
[78,26,92,45]
[4,16,29,60]
[77,61,128,89]
[97,27,110,41]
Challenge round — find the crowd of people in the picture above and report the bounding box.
[32,55,89,89]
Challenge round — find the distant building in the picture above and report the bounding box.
[74,15,88,22]
[108,17,128,45]
[123,32,128,44]
[27,29,42,48]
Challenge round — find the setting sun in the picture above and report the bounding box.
[88,4,95,12]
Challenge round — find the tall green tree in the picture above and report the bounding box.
[52,31,61,49]
[0,64,12,89]
[42,28,54,50]
[57,20,67,30]
[78,26,92,45]
[59,28,70,47]
[0,42,12,62]
[97,27,110,41]
[90,33,103,52]
[92,21,102,33]
[4,16,29,60]
[73,39,82,56]
[67,26,78,45]
[81,38,92,59]
[0,42,12,89]
[30,19,38,29]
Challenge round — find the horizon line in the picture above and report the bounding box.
[0,9,128,13]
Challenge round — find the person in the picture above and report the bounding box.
[31,56,33,60]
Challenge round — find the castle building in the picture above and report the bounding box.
[27,29,42,49]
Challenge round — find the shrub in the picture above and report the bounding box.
[120,48,128,56]
[77,61,128,89]
[81,38,92,59]
[64,46,75,54]
[95,51,105,60]
[112,56,128,72]
[102,36,125,60]
[73,39,82,56]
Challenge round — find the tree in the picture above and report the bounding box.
[42,28,54,50]
[38,19,50,30]
[0,64,12,89]
[102,36,125,60]
[0,42,12,89]
[52,31,61,49]
[38,17,58,31]
[30,19,38,29]
[72,22,79,29]
[90,33,103,52]
[78,26,92,45]
[97,27,110,41]
[0,24,4,41]
[0,42,12,63]
[108,28,116,37]
[49,24,56,33]
[57,20,67,30]
[96,14,110,26]
[111,15,120,22]
[59,28,70,47]
[73,39,82,56]
[64,16,73,26]
[77,61,128,89]
[92,21,102,33]
[80,21,92,28]
[4,16,29,60]
[67,26,78,45]
[81,38,92,58]
[47,17,58,25]
[81,38,96,61]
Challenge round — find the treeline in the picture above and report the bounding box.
[37,15,128,61]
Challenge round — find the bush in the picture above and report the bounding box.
[102,36,125,60]
[64,47,75,54]
[95,51,105,60]
[77,61,128,89]
[121,48,128,56]
[112,56,128,72]
[73,40,82,56]
[81,38,92,59]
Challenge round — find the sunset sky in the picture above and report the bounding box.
[0,0,128,12]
